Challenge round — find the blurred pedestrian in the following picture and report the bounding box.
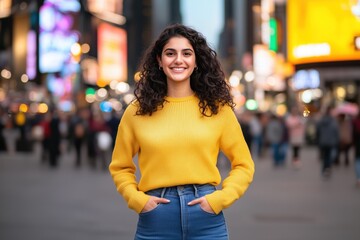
[316,107,339,178]
[88,112,111,170]
[249,112,264,159]
[0,107,8,152]
[106,109,122,148]
[286,107,306,168]
[265,113,287,167]
[334,113,352,167]
[237,110,252,151]
[69,108,88,168]
[2,112,20,155]
[58,112,70,154]
[86,112,97,169]
[109,23,254,240]
[352,111,360,187]
[38,112,52,163]
[48,110,61,168]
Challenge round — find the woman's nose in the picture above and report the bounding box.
[175,53,183,63]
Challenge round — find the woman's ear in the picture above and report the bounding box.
[157,56,162,68]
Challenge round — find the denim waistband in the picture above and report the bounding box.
[145,184,216,198]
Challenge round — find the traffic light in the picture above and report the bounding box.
[269,18,278,52]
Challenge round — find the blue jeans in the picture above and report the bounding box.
[320,146,336,173]
[134,184,229,240]
[252,134,263,157]
[272,143,286,166]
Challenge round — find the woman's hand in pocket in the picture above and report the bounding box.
[141,196,170,213]
[187,196,214,214]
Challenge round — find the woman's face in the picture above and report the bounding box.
[158,36,197,85]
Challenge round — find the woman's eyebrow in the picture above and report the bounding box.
[163,48,194,52]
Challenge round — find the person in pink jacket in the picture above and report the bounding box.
[286,107,306,168]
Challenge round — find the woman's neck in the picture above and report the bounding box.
[167,83,194,98]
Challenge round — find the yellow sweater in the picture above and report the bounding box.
[109,95,254,214]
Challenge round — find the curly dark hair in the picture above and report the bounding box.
[134,23,235,116]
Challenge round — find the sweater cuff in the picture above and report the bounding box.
[205,190,225,215]
[128,191,151,214]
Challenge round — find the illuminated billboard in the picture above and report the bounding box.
[86,0,125,25]
[97,23,127,87]
[287,0,360,65]
[39,0,80,73]
[0,0,12,18]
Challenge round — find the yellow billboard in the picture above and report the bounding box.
[287,0,360,65]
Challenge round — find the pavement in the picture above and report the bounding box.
[1,144,360,240]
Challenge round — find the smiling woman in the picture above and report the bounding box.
[109,23,254,240]
[157,37,197,97]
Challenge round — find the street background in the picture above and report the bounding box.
[1,145,360,240]
[1,1,360,239]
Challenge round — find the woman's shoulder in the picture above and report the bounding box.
[216,104,238,120]
[122,100,140,116]
[218,103,234,113]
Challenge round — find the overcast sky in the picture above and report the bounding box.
[181,0,224,50]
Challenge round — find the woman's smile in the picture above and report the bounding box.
[158,36,197,85]
[171,67,187,73]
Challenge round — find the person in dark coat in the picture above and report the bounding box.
[69,108,88,168]
[48,110,61,168]
[236,111,252,151]
[106,110,122,149]
[316,107,339,178]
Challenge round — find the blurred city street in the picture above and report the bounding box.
[1,1,360,239]
[1,146,360,240]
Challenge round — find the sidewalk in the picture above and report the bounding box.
[224,146,360,240]
[1,146,360,240]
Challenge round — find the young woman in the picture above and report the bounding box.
[109,23,254,240]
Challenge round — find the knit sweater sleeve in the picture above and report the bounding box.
[109,103,150,213]
[205,107,255,214]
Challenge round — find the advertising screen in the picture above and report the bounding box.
[39,0,80,73]
[287,0,360,65]
[97,23,127,87]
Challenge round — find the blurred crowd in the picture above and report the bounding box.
[0,106,122,171]
[237,104,360,187]
[1,103,360,186]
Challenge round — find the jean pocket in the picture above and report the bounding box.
[196,203,218,216]
[139,203,163,215]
